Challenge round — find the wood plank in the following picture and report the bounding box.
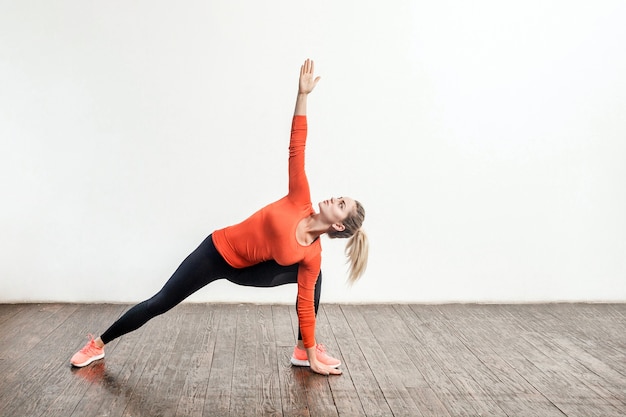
[222,303,283,417]
[69,305,167,417]
[230,304,260,417]
[549,335,626,412]
[0,303,26,326]
[364,304,452,417]
[273,304,310,417]
[516,323,626,416]
[147,304,218,417]
[0,303,79,383]
[317,306,367,417]
[286,304,338,417]
[118,302,187,417]
[430,304,567,417]
[272,304,297,347]
[307,305,352,416]
[396,304,482,417]
[474,304,624,417]
[203,304,237,417]
[552,304,626,376]
[174,304,220,417]
[0,304,125,417]
[0,303,71,365]
[341,304,423,417]
[515,305,625,406]
[407,304,511,416]
[0,303,624,417]
[325,304,387,417]
[255,304,282,417]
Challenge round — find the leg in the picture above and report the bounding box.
[100,234,231,344]
[71,235,232,367]
[227,264,339,368]
[228,261,322,347]
[225,261,323,339]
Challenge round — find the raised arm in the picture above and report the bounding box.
[288,59,319,203]
[294,59,321,116]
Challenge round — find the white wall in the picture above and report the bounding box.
[1,0,625,304]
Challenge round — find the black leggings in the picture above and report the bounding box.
[101,234,321,344]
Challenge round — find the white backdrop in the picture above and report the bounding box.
[1,0,625,303]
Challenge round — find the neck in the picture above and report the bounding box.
[297,214,329,246]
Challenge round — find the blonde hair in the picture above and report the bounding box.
[328,200,369,284]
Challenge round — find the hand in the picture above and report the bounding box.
[310,358,342,376]
[298,58,321,95]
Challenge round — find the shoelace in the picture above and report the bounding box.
[79,334,99,354]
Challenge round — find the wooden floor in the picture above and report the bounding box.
[0,303,624,417]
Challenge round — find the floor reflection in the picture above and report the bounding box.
[70,360,146,416]
[70,358,190,417]
[70,360,119,389]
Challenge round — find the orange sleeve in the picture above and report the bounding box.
[288,116,311,205]
[296,254,321,349]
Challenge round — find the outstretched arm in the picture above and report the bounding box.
[294,59,321,116]
[287,59,317,202]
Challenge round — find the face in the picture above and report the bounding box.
[318,196,357,229]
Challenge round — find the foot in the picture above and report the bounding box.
[291,344,341,368]
[70,335,105,367]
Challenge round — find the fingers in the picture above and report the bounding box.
[298,59,320,94]
[312,364,342,376]
[328,367,342,376]
[301,58,314,75]
[320,368,342,376]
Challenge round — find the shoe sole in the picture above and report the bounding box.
[71,353,105,368]
[290,357,341,368]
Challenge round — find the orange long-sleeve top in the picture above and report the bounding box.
[212,115,321,348]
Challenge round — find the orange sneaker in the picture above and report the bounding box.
[70,335,105,367]
[290,344,341,368]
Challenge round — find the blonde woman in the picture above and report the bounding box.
[70,59,368,376]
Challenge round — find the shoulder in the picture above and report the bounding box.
[303,241,322,265]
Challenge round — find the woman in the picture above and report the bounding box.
[70,59,368,376]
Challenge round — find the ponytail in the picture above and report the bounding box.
[346,228,369,284]
[327,200,368,284]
